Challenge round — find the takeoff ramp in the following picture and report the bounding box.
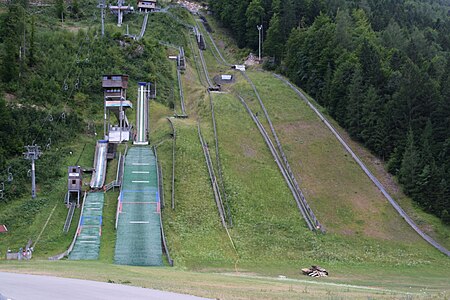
[90,140,108,189]
[134,83,150,145]
[114,147,162,266]
[69,192,104,260]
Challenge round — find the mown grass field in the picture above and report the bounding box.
[0,259,449,299]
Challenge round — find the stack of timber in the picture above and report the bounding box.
[301,266,329,277]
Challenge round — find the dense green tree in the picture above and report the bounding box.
[28,15,36,67]
[381,20,408,51]
[345,67,364,139]
[263,13,283,62]
[245,0,265,49]
[55,0,66,21]
[335,8,353,50]
[72,0,80,19]
[399,129,421,197]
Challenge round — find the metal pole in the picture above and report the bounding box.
[98,0,105,37]
[101,7,104,36]
[104,95,107,139]
[31,157,36,199]
[257,25,262,62]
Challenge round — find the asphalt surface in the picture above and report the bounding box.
[0,272,209,300]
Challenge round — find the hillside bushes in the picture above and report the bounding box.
[0,1,174,202]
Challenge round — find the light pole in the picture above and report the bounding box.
[257,25,262,62]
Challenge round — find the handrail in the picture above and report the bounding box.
[115,145,128,230]
[177,69,187,115]
[49,191,87,260]
[198,123,227,228]
[104,181,116,192]
[154,146,173,266]
[167,118,176,209]
[154,147,165,209]
[240,71,323,231]
[68,191,87,255]
[238,95,315,231]
[208,91,233,226]
[63,202,76,233]
[137,13,149,40]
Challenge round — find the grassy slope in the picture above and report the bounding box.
[240,71,417,240]
[152,8,449,286]
[151,58,236,269]
[331,122,450,249]
[225,70,449,262]
[205,9,450,248]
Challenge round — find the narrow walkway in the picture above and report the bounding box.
[114,147,163,266]
[69,192,104,260]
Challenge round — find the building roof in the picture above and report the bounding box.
[0,225,7,233]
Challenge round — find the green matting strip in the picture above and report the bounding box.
[69,192,104,260]
[114,147,163,266]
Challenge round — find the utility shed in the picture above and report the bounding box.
[103,74,132,143]
[221,75,232,81]
[103,74,129,100]
[67,166,82,206]
[137,0,156,12]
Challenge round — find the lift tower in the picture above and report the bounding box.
[23,145,42,199]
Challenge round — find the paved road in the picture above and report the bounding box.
[0,272,209,300]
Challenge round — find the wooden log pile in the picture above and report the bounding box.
[301,266,329,277]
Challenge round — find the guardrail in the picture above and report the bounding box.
[240,71,323,231]
[49,191,87,260]
[208,91,233,226]
[198,123,227,228]
[137,13,149,40]
[63,202,76,233]
[238,95,317,231]
[177,69,187,115]
[196,17,232,67]
[167,118,176,210]
[154,146,174,266]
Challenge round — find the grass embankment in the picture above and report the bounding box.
[241,70,450,246]
[329,117,450,249]
[223,70,449,262]
[150,52,237,268]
